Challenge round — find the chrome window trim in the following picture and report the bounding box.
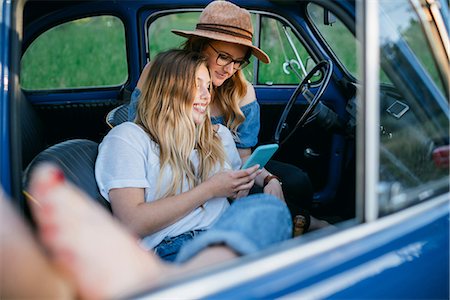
[356,0,380,222]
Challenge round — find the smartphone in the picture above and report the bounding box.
[241,144,279,169]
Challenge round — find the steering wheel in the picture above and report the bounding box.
[274,60,333,145]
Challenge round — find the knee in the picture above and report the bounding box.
[237,194,291,223]
[224,194,292,240]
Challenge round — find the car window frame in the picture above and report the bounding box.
[20,13,130,93]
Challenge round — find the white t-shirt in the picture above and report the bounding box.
[95,122,241,250]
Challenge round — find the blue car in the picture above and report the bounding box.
[1,0,448,298]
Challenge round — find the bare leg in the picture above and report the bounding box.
[293,214,332,236]
[27,164,174,299]
[0,189,73,299]
[309,216,332,231]
[309,216,331,231]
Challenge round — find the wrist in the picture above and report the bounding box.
[263,174,282,187]
[198,180,215,199]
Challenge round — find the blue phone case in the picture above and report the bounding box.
[241,144,279,169]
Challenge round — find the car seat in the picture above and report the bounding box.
[106,104,129,128]
[23,139,111,212]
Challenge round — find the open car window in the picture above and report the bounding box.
[307,3,357,78]
[21,16,128,90]
[307,2,392,84]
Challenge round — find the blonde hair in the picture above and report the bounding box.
[135,49,226,198]
[183,37,250,135]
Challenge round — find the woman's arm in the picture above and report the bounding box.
[136,62,151,90]
[109,166,261,238]
[109,184,212,238]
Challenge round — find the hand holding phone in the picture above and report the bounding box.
[241,144,279,169]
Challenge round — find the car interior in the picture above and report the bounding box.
[3,0,448,297]
[10,0,449,240]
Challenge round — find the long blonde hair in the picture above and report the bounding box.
[183,37,250,135]
[135,50,226,198]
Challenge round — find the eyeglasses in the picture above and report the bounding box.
[209,44,250,70]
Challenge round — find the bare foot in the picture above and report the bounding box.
[27,164,174,300]
[1,189,73,299]
[309,216,332,231]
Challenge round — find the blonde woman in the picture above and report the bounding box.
[96,49,291,262]
[129,1,327,231]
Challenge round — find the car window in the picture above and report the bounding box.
[384,2,445,95]
[307,4,357,77]
[147,11,317,85]
[377,0,449,214]
[259,16,319,85]
[148,12,200,58]
[307,3,391,84]
[21,16,127,90]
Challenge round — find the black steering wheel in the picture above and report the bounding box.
[274,60,333,145]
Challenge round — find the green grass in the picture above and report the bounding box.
[148,12,199,58]
[21,16,127,90]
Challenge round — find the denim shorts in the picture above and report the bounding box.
[154,229,205,262]
[175,194,292,263]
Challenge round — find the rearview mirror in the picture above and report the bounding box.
[324,8,336,26]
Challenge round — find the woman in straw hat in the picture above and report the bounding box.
[128,0,327,232]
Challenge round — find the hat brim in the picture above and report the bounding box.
[172,29,270,64]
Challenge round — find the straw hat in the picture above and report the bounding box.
[172,0,270,64]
